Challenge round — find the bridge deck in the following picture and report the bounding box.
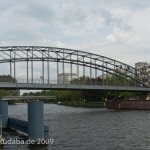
[0,82,149,92]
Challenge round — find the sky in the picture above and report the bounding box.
[0,0,150,67]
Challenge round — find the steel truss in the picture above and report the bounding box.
[0,46,148,89]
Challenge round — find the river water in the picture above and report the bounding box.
[2,104,150,150]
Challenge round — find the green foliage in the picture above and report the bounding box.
[0,75,19,104]
[56,90,81,102]
[70,76,90,84]
[22,90,57,103]
[22,75,139,103]
[0,75,19,97]
[22,90,57,96]
[0,75,17,83]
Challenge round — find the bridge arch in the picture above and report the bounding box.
[0,46,148,90]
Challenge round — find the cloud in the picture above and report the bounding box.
[106,28,140,44]
[0,0,149,69]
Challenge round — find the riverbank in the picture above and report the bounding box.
[106,100,150,110]
[10,101,105,108]
[58,101,105,108]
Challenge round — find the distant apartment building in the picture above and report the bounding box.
[58,73,77,84]
[135,62,150,86]
[135,62,148,69]
[98,73,112,79]
[135,62,150,76]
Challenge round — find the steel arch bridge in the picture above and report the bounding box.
[0,46,149,91]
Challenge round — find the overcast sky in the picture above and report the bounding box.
[0,0,150,66]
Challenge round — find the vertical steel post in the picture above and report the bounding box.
[14,50,16,80]
[106,62,108,85]
[0,101,8,128]
[31,48,33,83]
[70,54,72,81]
[83,56,85,77]
[27,50,29,83]
[123,65,126,87]
[57,54,59,84]
[63,49,65,84]
[28,100,44,141]
[77,51,79,84]
[47,50,50,84]
[125,65,127,87]
[134,69,137,87]
[42,51,44,84]
[102,61,104,86]
[10,50,12,77]
[95,59,97,85]
[114,61,116,86]
[90,55,92,85]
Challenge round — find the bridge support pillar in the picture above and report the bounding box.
[0,101,8,128]
[28,100,44,141]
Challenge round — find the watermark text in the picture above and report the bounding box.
[0,138,54,145]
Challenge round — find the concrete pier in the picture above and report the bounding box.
[0,101,8,128]
[28,100,44,141]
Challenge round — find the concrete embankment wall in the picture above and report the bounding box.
[106,100,150,110]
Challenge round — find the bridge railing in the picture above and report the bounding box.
[0,77,147,88]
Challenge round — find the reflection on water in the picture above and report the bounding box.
[2,104,150,149]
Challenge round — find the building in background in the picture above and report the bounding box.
[58,73,77,84]
[135,62,150,76]
[135,62,148,70]
[135,62,150,86]
[98,73,112,80]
